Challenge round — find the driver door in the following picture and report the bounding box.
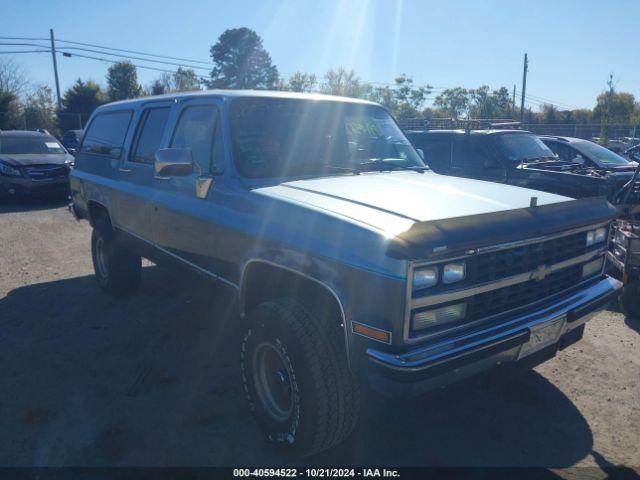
[151,99,226,274]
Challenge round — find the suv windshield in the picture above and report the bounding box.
[573,140,630,167]
[0,135,66,155]
[229,98,424,178]
[493,133,556,163]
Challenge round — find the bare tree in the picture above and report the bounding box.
[0,58,28,95]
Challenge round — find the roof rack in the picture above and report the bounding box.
[398,118,521,132]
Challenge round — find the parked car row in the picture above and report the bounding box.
[67,90,626,457]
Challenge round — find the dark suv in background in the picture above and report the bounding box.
[405,126,639,202]
[0,130,74,198]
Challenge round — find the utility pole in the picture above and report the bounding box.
[49,28,62,110]
[519,53,528,124]
[512,84,516,118]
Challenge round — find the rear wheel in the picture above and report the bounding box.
[619,280,640,319]
[91,219,141,296]
[241,298,360,457]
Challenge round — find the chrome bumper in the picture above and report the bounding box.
[367,276,622,396]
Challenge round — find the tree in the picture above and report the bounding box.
[107,61,142,101]
[0,90,22,129]
[208,27,278,89]
[0,58,28,96]
[434,87,470,119]
[284,72,318,92]
[58,79,105,131]
[321,68,363,97]
[392,74,431,119]
[24,85,57,133]
[468,86,511,119]
[173,67,201,91]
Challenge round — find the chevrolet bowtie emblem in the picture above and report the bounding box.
[531,264,548,282]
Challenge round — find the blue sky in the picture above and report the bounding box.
[1,0,638,110]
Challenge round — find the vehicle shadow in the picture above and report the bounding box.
[0,267,594,468]
[624,315,640,335]
[0,193,69,214]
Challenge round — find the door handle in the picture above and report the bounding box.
[118,168,132,173]
[154,175,170,181]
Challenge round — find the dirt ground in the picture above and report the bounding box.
[1,196,639,477]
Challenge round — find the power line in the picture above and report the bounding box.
[56,37,212,65]
[56,46,211,71]
[61,51,210,81]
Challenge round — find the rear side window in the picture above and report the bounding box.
[130,107,171,164]
[81,111,132,158]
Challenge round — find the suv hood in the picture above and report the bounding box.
[0,153,73,167]
[255,171,617,258]
[255,171,571,234]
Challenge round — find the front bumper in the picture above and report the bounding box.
[367,275,622,397]
[0,174,69,196]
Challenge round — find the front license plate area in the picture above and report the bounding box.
[518,316,566,360]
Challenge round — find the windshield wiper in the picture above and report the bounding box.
[520,156,559,164]
[358,158,428,173]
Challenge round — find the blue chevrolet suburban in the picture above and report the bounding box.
[69,90,622,456]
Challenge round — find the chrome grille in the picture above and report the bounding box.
[472,231,588,284]
[467,264,583,320]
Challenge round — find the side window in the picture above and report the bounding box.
[170,105,221,173]
[81,111,132,158]
[130,107,171,164]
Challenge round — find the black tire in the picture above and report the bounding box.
[91,219,141,296]
[241,298,360,457]
[618,280,640,319]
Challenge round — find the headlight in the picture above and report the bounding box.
[412,303,467,330]
[0,162,21,177]
[413,267,438,290]
[582,257,604,278]
[586,227,607,246]
[443,263,466,284]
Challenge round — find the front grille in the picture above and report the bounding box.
[23,164,68,180]
[472,231,588,284]
[407,226,605,340]
[467,264,583,320]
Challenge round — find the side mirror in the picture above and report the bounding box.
[67,147,77,156]
[154,148,193,177]
[416,148,425,161]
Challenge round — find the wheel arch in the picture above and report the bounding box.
[239,259,351,358]
[87,200,112,228]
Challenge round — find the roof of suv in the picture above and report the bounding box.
[100,89,379,110]
[406,129,532,136]
[0,130,51,138]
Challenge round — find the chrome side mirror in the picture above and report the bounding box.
[154,148,193,177]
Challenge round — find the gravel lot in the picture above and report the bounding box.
[1,197,639,477]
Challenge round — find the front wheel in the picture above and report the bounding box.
[619,280,640,319]
[91,219,141,296]
[241,298,360,457]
